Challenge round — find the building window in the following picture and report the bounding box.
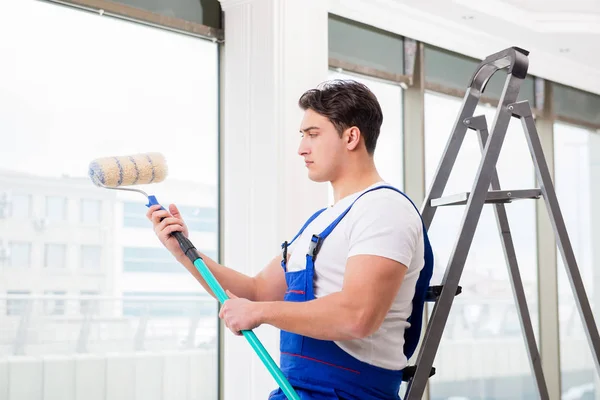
[123,201,148,228]
[178,206,218,232]
[45,244,67,268]
[10,194,31,218]
[44,290,67,315]
[81,245,102,270]
[46,196,67,221]
[123,246,216,273]
[8,242,31,268]
[81,199,101,224]
[6,291,30,316]
[123,247,182,273]
[123,291,212,317]
[80,290,100,314]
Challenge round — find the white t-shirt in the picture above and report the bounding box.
[286,182,425,370]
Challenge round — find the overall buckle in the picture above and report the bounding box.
[307,235,323,260]
[281,241,288,264]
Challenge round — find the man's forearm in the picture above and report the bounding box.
[177,253,258,301]
[259,293,369,341]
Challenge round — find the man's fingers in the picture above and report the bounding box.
[157,217,184,232]
[161,224,184,239]
[150,209,171,224]
[146,205,164,220]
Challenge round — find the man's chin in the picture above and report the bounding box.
[307,173,328,183]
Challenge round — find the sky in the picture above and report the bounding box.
[0,0,219,186]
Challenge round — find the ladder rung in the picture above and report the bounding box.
[431,189,541,207]
[402,365,436,382]
[425,285,462,302]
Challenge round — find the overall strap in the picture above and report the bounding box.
[281,207,327,271]
[307,185,401,260]
[303,184,434,360]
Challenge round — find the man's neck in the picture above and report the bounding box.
[331,160,382,204]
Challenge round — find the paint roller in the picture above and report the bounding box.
[88,152,300,400]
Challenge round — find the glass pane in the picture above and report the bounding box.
[326,71,404,204]
[424,45,536,105]
[112,0,222,29]
[8,242,31,268]
[44,290,67,315]
[553,83,600,126]
[554,122,598,399]
[0,4,219,395]
[81,199,101,224]
[81,245,102,269]
[425,92,538,399]
[329,14,404,76]
[10,193,31,218]
[6,291,30,316]
[45,244,67,269]
[46,196,67,221]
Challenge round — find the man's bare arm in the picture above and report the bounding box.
[228,254,408,340]
[177,252,287,303]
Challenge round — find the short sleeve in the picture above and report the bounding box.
[346,193,422,268]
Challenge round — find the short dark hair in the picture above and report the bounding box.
[298,79,383,155]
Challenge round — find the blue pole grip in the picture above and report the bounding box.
[145,195,300,400]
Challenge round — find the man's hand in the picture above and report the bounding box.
[219,290,263,335]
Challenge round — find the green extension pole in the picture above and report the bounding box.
[192,257,300,400]
[169,228,300,400]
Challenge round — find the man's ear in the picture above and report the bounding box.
[345,126,361,151]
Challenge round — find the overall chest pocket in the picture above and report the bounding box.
[280,269,309,354]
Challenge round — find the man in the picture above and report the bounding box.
[147,80,434,399]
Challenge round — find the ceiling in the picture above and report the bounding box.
[331,0,600,95]
[403,0,599,92]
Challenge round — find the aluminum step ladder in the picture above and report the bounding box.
[403,46,600,400]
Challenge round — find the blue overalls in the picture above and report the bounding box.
[269,185,434,400]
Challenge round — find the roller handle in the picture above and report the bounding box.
[146,195,196,257]
[145,195,300,400]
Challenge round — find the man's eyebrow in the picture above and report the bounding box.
[299,126,320,133]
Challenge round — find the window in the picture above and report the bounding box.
[8,242,31,268]
[81,245,102,270]
[80,290,100,314]
[46,196,67,221]
[124,202,218,232]
[10,194,31,218]
[424,92,538,399]
[328,14,404,80]
[123,201,148,228]
[6,290,30,316]
[554,122,597,399]
[178,205,218,232]
[44,290,67,315]
[81,199,101,224]
[2,0,214,394]
[123,291,213,317]
[123,247,216,273]
[45,244,67,269]
[553,83,600,126]
[424,45,536,105]
[110,0,222,29]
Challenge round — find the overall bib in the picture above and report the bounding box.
[269,185,434,400]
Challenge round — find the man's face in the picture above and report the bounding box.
[297,109,346,182]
